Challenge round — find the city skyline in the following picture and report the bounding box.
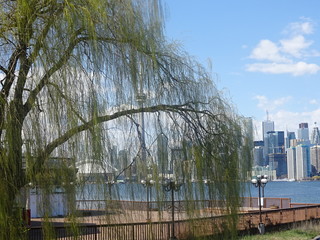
[257,118,320,141]
[164,0,320,140]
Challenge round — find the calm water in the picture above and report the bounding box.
[247,181,320,204]
[77,181,320,204]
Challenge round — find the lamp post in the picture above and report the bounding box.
[251,175,268,234]
[203,179,213,217]
[106,180,115,199]
[163,178,183,240]
[141,178,155,221]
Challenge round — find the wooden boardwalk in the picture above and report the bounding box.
[29,199,320,239]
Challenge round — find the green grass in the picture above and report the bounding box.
[240,230,315,240]
[239,222,320,240]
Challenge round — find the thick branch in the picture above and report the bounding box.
[0,65,8,75]
[32,103,207,173]
[1,48,20,98]
[23,28,84,117]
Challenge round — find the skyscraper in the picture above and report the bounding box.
[286,131,296,149]
[262,118,274,164]
[265,130,285,168]
[118,149,129,177]
[311,125,320,145]
[253,146,264,166]
[298,123,309,141]
[286,147,296,180]
[268,153,287,178]
[262,120,275,140]
[110,145,118,170]
[157,134,168,174]
[171,147,184,175]
[310,145,320,175]
[295,144,310,180]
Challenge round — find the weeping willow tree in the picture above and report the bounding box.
[0,0,252,239]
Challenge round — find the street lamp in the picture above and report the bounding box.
[251,175,268,234]
[106,180,115,199]
[203,179,213,217]
[141,178,155,221]
[163,178,183,240]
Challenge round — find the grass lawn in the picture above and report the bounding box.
[239,222,320,240]
[240,230,316,240]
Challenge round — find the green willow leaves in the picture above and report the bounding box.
[0,0,252,239]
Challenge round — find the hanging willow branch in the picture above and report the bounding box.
[0,0,252,239]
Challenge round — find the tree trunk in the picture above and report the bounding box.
[0,102,27,239]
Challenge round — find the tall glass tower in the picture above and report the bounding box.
[262,118,274,165]
[298,123,309,141]
[262,120,275,140]
[311,125,320,145]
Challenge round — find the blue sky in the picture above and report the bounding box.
[164,0,320,139]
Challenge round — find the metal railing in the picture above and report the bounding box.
[28,201,320,240]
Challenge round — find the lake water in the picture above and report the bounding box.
[248,180,320,204]
[77,181,320,205]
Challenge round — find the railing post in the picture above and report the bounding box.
[305,208,307,220]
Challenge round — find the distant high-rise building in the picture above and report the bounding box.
[171,147,184,175]
[266,131,285,155]
[243,117,254,143]
[262,119,275,164]
[253,146,264,166]
[286,147,296,180]
[157,134,168,174]
[110,145,118,170]
[268,153,287,178]
[310,145,320,174]
[311,125,320,145]
[262,120,275,140]
[118,149,128,176]
[298,123,309,141]
[296,144,310,180]
[290,139,306,148]
[286,131,296,149]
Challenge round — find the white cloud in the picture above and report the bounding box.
[273,109,320,132]
[246,19,319,76]
[253,95,292,111]
[310,99,318,105]
[249,39,289,62]
[254,95,268,110]
[285,19,314,35]
[280,35,312,58]
[246,62,320,76]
